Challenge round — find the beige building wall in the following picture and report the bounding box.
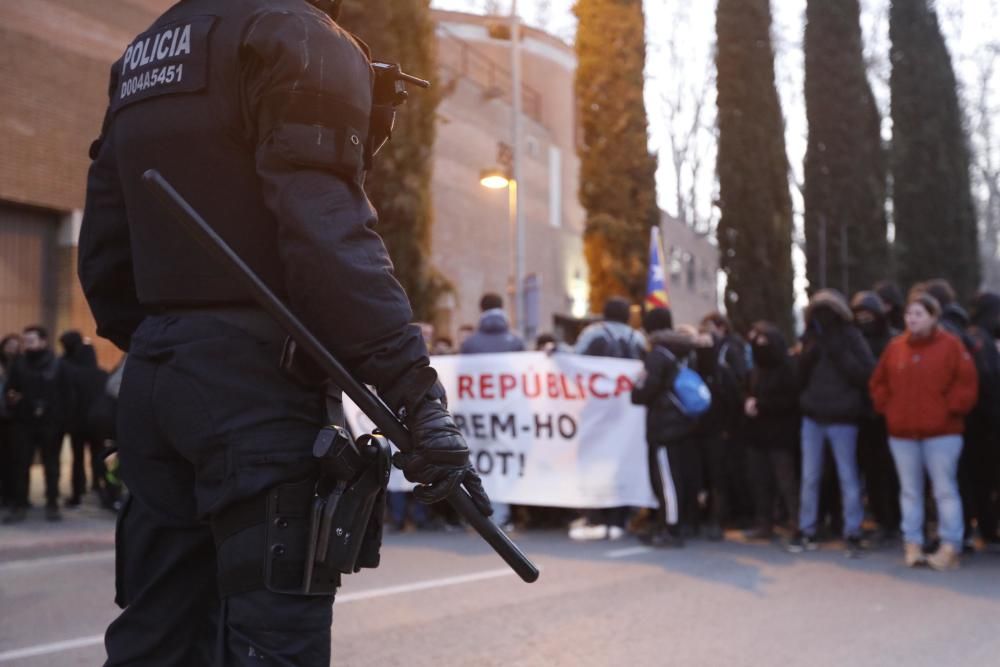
[0,3,716,360]
[431,12,588,340]
[660,212,719,327]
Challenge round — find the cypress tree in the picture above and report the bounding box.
[715,0,795,334]
[573,0,659,311]
[890,0,979,298]
[804,0,888,297]
[338,1,451,321]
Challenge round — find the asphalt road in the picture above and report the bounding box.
[2,513,1000,667]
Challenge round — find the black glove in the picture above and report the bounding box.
[386,371,492,517]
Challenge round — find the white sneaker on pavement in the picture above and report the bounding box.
[569,524,609,541]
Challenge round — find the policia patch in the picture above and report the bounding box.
[112,15,216,113]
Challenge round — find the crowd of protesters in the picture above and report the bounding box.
[0,326,121,524]
[6,280,997,574]
[411,281,997,572]
[623,279,998,571]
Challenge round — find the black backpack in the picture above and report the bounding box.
[582,325,641,359]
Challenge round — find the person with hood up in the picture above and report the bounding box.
[874,281,906,332]
[788,289,875,556]
[59,331,111,508]
[0,334,20,510]
[870,292,978,569]
[3,326,73,523]
[460,293,524,530]
[570,297,646,541]
[459,293,526,354]
[920,279,1000,546]
[851,291,901,541]
[743,322,800,540]
[694,312,750,540]
[965,291,1000,544]
[631,309,700,547]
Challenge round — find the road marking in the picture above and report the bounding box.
[0,636,104,663]
[604,546,653,559]
[0,550,115,573]
[338,567,517,603]
[0,567,520,662]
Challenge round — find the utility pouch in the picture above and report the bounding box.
[302,428,391,591]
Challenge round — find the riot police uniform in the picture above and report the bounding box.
[79,1,490,664]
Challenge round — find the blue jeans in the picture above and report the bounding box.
[799,418,863,538]
[888,435,964,549]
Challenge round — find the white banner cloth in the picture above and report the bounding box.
[343,352,657,508]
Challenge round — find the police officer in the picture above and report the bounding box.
[78,0,491,664]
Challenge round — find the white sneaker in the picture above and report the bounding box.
[569,524,609,541]
[607,526,627,541]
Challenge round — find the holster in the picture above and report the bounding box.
[301,426,391,593]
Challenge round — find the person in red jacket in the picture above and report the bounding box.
[870,292,978,570]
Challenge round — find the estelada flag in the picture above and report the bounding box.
[645,226,670,310]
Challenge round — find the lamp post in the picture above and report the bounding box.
[509,0,525,336]
[480,168,518,328]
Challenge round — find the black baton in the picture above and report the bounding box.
[143,169,539,584]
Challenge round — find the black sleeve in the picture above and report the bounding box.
[78,65,147,352]
[830,327,876,388]
[755,366,799,416]
[241,11,426,394]
[631,349,674,406]
[797,337,821,390]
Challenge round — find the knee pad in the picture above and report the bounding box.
[211,478,340,598]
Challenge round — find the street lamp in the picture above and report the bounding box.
[479,168,510,190]
[479,167,519,329]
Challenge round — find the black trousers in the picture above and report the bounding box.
[0,421,13,506]
[699,430,731,527]
[104,314,335,667]
[747,446,798,532]
[960,417,1000,541]
[69,431,107,500]
[10,421,62,507]
[857,417,900,533]
[647,438,699,530]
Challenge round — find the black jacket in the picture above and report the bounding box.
[59,333,110,434]
[78,0,426,395]
[631,331,696,444]
[6,350,73,429]
[746,325,799,449]
[799,292,875,423]
[694,333,748,434]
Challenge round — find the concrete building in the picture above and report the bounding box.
[0,2,716,365]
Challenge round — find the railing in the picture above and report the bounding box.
[437,25,544,124]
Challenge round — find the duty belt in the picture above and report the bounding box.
[158,305,284,341]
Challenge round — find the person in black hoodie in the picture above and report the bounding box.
[851,291,901,541]
[743,322,800,540]
[3,326,73,523]
[789,290,875,555]
[59,331,110,508]
[874,281,906,333]
[694,313,750,540]
[631,308,699,547]
[0,334,21,510]
[965,291,1000,543]
[922,279,1000,545]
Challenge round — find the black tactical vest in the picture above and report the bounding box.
[105,0,372,307]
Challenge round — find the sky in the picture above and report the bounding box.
[431,0,1000,304]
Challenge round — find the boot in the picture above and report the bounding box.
[904,542,926,567]
[2,507,27,524]
[45,502,62,522]
[927,543,959,571]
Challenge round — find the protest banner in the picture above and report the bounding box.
[344,352,658,508]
